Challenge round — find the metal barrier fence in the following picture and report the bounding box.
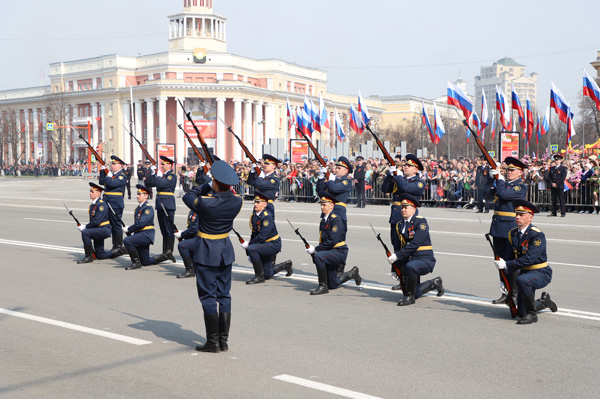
[182,176,598,211]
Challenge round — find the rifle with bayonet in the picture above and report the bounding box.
[457,108,518,318]
[123,124,156,166]
[231,228,245,244]
[287,219,313,258]
[364,124,396,170]
[107,202,131,237]
[63,202,82,226]
[78,133,108,174]
[369,222,406,295]
[295,127,330,180]
[177,99,215,165]
[170,114,210,174]
[219,117,261,175]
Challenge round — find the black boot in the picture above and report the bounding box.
[165,237,176,263]
[273,260,293,277]
[339,266,362,286]
[420,277,444,297]
[111,235,120,250]
[337,262,346,275]
[492,293,508,304]
[125,247,142,270]
[398,276,418,306]
[196,313,221,353]
[539,292,558,313]
[108,247,123,259]
[218,313,231,352]
[116,234,127,255]
[246,260,265,284]
[310,268,329,295]
[177,256,195,278]
[152,253,169,265]
[517,294,538,324]
[77,244,94,264]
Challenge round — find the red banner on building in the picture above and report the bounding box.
[290,140,308,163]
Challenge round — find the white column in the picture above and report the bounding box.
[24,110,31,162]
[158,96,168,145]
[42,109,48,162]
[216,97,226,159]
[211,19,215,38]
[134,100,143,163]
[243,100,252,162]
[145,99,155,160]
[100,103,106,143]
[233,98,243,162]
[254,101,264,156]
[122,101,132,164]
[175,97,186,164]
[92,102,99,145]
[264,102,275,144]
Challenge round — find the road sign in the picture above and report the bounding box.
[551,144,558,153]
[46,123,54,131]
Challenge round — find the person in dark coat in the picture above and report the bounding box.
[98,155,127,254]
[548,154,568,217]
[122,184,156,270]
[353,156,366,208]
[474,156,493,213]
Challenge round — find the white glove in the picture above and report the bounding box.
[490,168,499,176]
[320,167,327,174]
[247,256,252,263]
[391,272,399,281]
[497,171,505,181]
[306,245,316,255]
[174,231,182,239]
[328,173,336,181]
[199,162,205,168]
[397,170,404,177]
[241,241,249,249]
[157,170,163,177]
[259,171,266,179]
[251,163,257,169]
[77,225,86,232]
[107,171,113,178]
[123,225,130,234]
[150,165,157,172]
[207,170,213,178]
[388,166,397,174]
[494,258,507,270]
[387,253,398,264]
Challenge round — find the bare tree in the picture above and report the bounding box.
[46,92,72,165]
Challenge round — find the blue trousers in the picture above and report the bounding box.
[157,208,175,240]
[195,262,232,315]
[107,207,124,236]
[177,238,196,260]
[81,227,112,259]
[123,233,154,266]
[313,248,348,289]
[246,241,281,279]
[399,259,435,298]
[516,267,553,316]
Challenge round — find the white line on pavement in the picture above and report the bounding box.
[0,308,152,346]
[272,374,383,399]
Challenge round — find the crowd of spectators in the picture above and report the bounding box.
[1,162,89,177]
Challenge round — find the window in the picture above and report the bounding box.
[109,104,113,117]
[108,80,113,88]
[110,126,114,139]
[156,126,159,139]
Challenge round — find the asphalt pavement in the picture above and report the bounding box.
[1,177,599,399]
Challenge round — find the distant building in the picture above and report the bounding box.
[474,57,538,121]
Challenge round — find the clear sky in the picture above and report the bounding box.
[1,0,598,113]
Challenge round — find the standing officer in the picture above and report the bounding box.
[182,161,244,353]
[242,191,293,285]
[99,155,127,255]
[246,154,280,216]
[494,199,558,324]
[76,182,120,263]
[136,160,145,183]
[148,156,177,262]
[305,191,362,295]
[548,154,567,217]
[123,163,133,200]
[386,193,444,306]
[489,156,527,305]
[353,156,366,208]
[174,206,200,279]
[316,156,353,224]
[381,154,425,290]
[122,184,156,270]
[143,160,154,199]
[474,156,493,213]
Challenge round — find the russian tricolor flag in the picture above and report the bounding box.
[490,108,495,140]
[496,85,511,131]
[319,92,330,131]
[472,111,481,137]
[481,89,489,130]
[526,94,534,144]
[286,97,295,130]
[303,97,314,136]
[550,82,573,124]
[434,101,445,142]
[541,106,550,136]
[349,102,364,135]
[309,99,319,133]
[422,101,437,145]
[535,111,541,144]
[511,84,526,133]
[447,81,473,121]
[358,91,371,126]
[334,108,346,142]
[583,69,600,111]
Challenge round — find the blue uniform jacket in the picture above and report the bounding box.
[148,169,177,211]
[506,224,550,274]
[249,209,280,245]
[315,213,347,252]
[129,201,155,243]
[393,215,435,267]
[247,171,280,199]
[182,184,244,267]
[489,178,527,238]
[99,169,127,209]
[316,175,352,220]
[180,210,199,240]
[382,173,425,224]
[86,199,111,230]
